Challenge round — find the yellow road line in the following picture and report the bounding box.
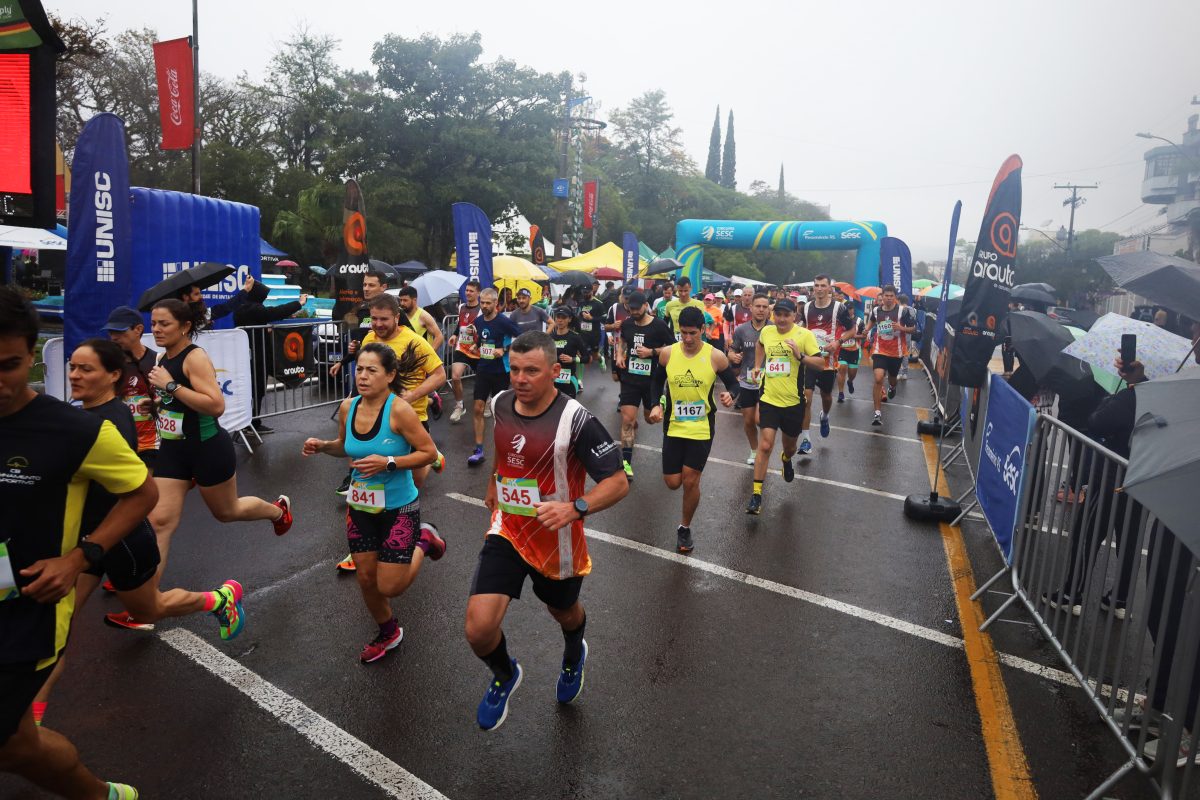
[918,409,1038,800]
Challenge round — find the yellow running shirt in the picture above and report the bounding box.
[662,298,709,337]
[664,342,717,441]
[361,327,443,422]
[757,324,819,408]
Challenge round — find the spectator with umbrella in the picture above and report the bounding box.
[136,262,256,328]
[233,282,308,435]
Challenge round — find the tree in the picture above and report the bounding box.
[704,106,721,183]
[1016,229,1120,307]
[47,13,110,161]
[720,109,736,189]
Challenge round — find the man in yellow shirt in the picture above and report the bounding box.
[746,298,826,515]
[660,276,709,340]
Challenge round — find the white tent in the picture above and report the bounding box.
[730,273,771,287]
[0,225,67,251]
[491,205,573,260]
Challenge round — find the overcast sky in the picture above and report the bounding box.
[49,0,1200,261]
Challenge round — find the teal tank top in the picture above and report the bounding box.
[344,394,418,511]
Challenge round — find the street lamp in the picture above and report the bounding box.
[1136,132,1200,172]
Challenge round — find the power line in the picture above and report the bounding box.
[1054,183,1098,256]
[785,160,1139,194]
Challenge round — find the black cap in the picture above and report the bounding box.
[103,306,143,331]
[626,291,647,307]
[773,298,798,314]
[553,305,574,318]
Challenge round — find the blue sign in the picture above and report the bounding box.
[976,374,1037,563]
[451,202,494,301]
[879,236,912,299]
[552,179,569,198]
[65,113,133,352]
[622,231,638,284]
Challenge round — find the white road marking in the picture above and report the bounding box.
[444,493,1076,689]
[160,629,448,800]
[633,443,909,502]
[247,559,331,601]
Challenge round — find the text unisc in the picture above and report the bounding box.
[94,171,116,283]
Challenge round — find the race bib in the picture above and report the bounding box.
[348,481,385,514]
[459,328,476,346]
[580,321,593,332]
[0,541,16,602]
[127,394,151,423]
[628,356,653,376]
[555,371,574,385]
[812,330,830,349]
[878,319,895,338]
[497,476,541,517]
[765,358,792,376]
[480,343,498,360]
[673,400,706,422]
[157,409,185,440]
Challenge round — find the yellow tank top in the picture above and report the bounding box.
[664,342,717,440]
[407,309,427,341]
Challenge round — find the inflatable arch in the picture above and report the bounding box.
[674,219,888,290]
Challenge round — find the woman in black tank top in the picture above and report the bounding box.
[145,300,295,575]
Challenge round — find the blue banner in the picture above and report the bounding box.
[622,231,638,283]
[452,202,493,301]
[977,375,1037,563]
[879,236,912,298]
[933,201,962,348]
[64,113,132,352]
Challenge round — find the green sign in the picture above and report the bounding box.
[0,3,43,49]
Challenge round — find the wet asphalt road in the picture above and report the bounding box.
[1,364,1164,799]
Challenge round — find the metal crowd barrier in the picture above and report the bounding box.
[240,319,351,420]
[990,413,1200,799]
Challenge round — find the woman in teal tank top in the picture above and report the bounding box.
[303,343,446,664]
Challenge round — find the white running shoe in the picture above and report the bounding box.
[745,450,757,465]
[483,405,492,418]
[450,405,465,423]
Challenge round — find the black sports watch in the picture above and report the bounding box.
[386,456,398,472]
[573,497,589,519]
[164,380,180,394]
[77,540,104,568]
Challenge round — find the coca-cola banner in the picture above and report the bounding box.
[152,37,194,150]
[583,181,597,230]
[950,154,1023,389]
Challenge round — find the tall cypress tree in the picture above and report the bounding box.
[778,163,785,201]
[720,109,736,189]
[705,106,722,183]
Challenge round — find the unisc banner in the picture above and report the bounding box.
[452,202,494,301]
[152,37,194,150]
[950,155,1023,388]
[878,236,912,298]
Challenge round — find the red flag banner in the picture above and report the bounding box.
[152,37,194,150]
[583,181,597,230]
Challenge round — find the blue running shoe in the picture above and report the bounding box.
[477,659,523,731]
[798,439,812,455]
[819,415,830,438]
[556,640,588,704]
[212,580,244,640]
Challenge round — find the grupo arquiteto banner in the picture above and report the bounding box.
[152,37,194,151]
[452,202,494,301]
[950,155,1022,388]
[331,179,368,323]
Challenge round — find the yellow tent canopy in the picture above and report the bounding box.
[548,241,648,275]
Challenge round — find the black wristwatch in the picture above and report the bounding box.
[386,456,398,472]
[164,380,180,395]
[77,540,104,568]
[573,497,589,519]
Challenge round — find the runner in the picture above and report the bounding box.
[647,307,737,553]
[799,275,856,454]
[602,287,633,389]
[332,293,447,573]
[447,279,482,423]
[864,284,917,427]
[897,293,913,380]
[33,339,247,722]
[468,288,521,467]
[652,282,674,319]
[745,298,825,515]
[729,292,771,464]
[614,291,675,480]
[836,308,866,404]
[575,284,607,371]
[507,287,550,335]
[103,305,159,469]
[396,285,445,353]
[550,307,587,398]
[0,287,153,799]
[464,331,629,731]
[701,293,726,350]
[661,276,707,339]
[303,343,445,662]
[723,288,753,343]
[140,299,293,590]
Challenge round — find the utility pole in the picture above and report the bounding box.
[1054,183,1097,257]
[552,75,571,260]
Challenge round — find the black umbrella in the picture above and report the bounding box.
[644,257,684,277]
[1006,311,1093,399]
[1011,284,1057,306]
[393,260,428,274]
[1095,251,1200,321]
[1068,308,1099,331]
[1018,281,1057,294]
[368,259,399,280]
[136,262,234,311]
[550,270,595,289]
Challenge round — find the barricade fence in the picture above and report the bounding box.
[990,412,1200,799]
[239,320,350,421]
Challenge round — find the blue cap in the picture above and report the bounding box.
[103,306,143,332]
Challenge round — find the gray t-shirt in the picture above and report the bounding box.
[507,305,550,335]
[731,320,767,388]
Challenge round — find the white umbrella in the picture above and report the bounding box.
[1062,312,1197,383]
[410,270,466,307]
[0,225,67,251]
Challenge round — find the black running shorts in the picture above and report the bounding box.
[470,534,583,610]
[618,379,657,411]
[758,400,804,437]
[473,371,510,403]
[452,351,479,369]
[872,355,903,378]
[83,520,160,591]
[661,434,713,474]
[0,665,51,745]
[155,429,236,487]
[346,499,421,565]
[734,385,760,409]
[803,369,837,394]
[839,349,861,367]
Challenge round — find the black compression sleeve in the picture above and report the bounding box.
[651,364,667,406]
[719,365,740,393]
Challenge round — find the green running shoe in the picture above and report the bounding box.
[212,580,245,640]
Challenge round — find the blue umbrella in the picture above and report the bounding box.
[308,265,327,276]
[538,264,561,279]
[393,260,428,274]
[411,270,466,307]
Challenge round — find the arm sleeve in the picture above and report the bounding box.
[718,364,740,392]
[209,291,248,321]
[572,413,625,483]
[651,361,667,404]
[77,421,149,495]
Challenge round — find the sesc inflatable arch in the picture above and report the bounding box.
[674,219,888,289]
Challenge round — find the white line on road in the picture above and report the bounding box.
[247,559,331,602]
[633,443,909,502]
[160,629,448,800]
[444,493,1076,689]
